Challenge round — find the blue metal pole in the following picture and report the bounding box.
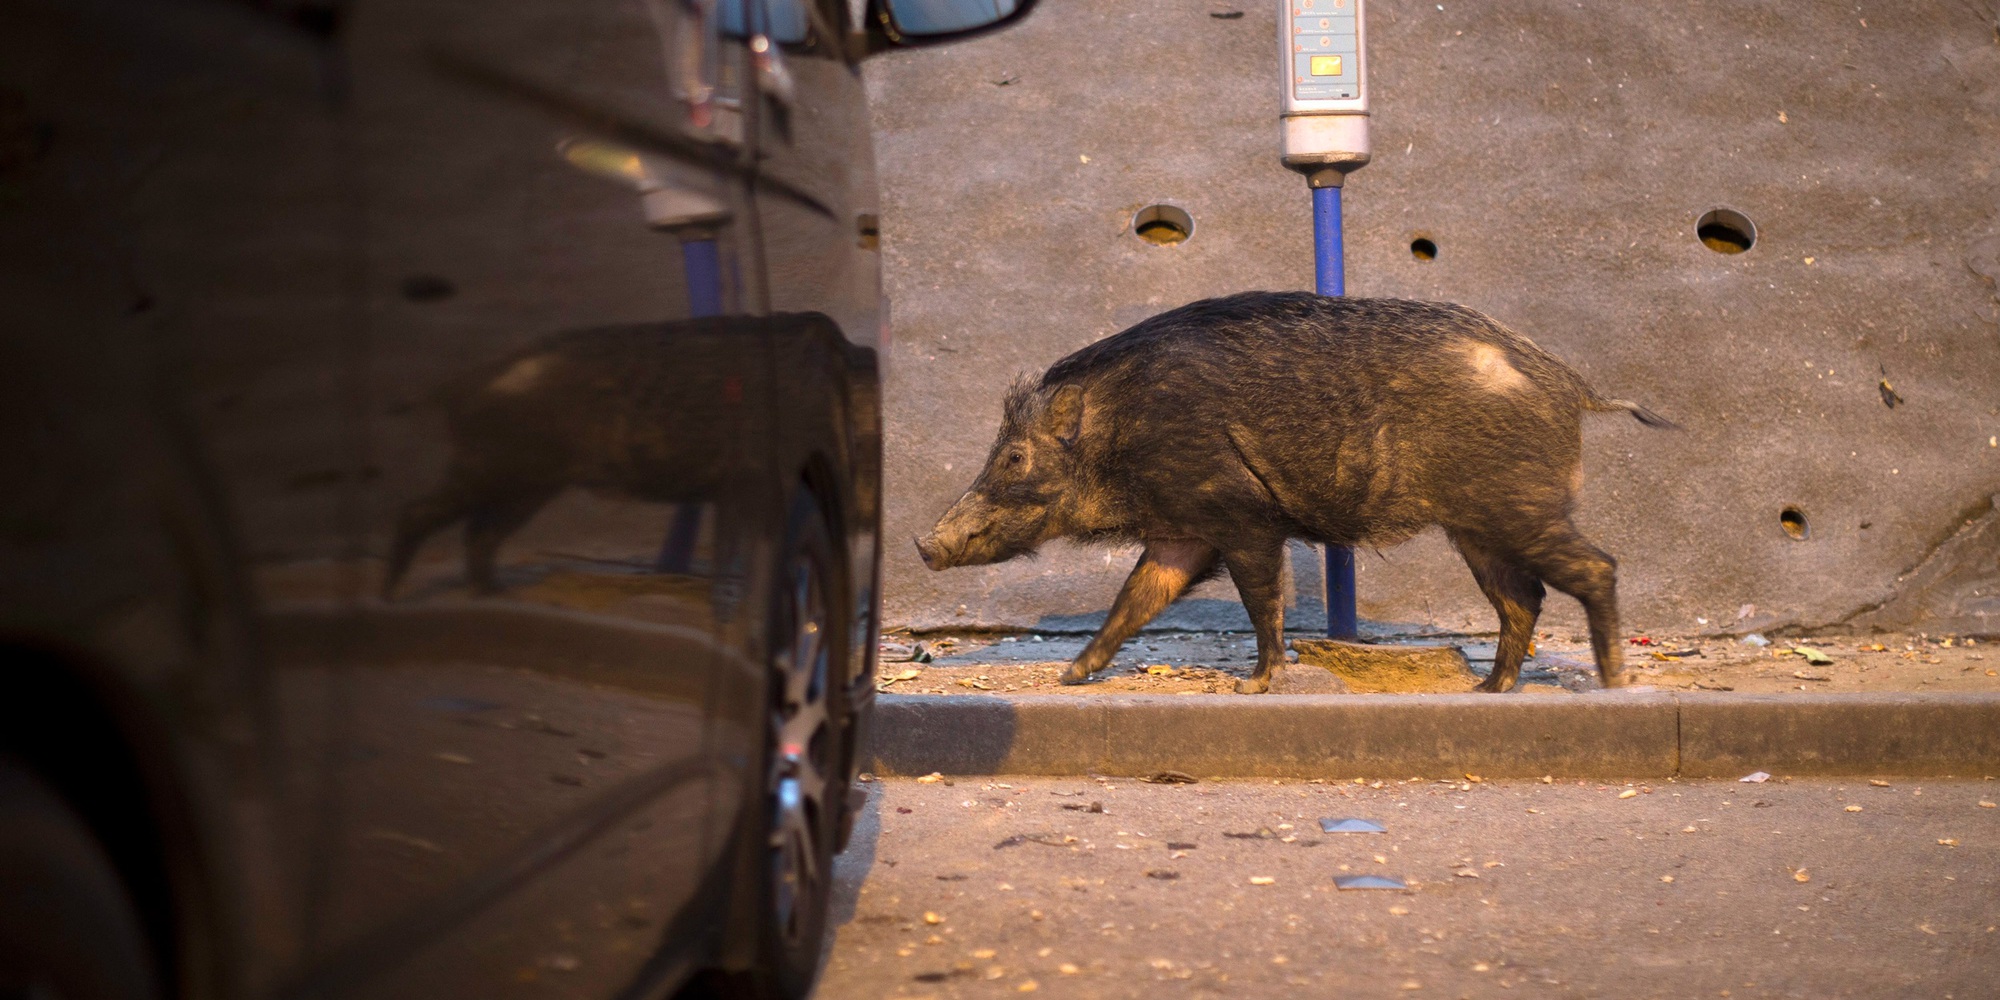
[682,236,723,318]
[1313,184,1359,640]
[657,235,724,574]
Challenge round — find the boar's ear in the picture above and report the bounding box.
[1044,383,1085,448]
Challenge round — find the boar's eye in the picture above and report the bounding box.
[1005,451,1024,467]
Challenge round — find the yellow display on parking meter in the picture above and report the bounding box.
[1280,0,1369,188]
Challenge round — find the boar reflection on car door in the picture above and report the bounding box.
[322,0,761,994]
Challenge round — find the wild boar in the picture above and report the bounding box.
[915,292,1672,693]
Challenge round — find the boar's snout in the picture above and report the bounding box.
[914,533,951,571]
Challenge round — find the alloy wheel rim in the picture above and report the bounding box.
[767,552,831,949]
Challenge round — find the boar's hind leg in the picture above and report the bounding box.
[1221,542,1288,695]
[1060,540,1219,685]
[462,488,560,595]
[1451,534,1546,693]
[1517,524,1625,689]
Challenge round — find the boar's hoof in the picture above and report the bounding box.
[1233,677,1270,695]
[1058,664,1094,685]
[1473,675,1514,693]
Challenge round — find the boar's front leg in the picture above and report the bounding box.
[1060,539,1219,685]
[1221,541,1288,695]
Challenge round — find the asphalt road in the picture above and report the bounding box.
[817,775,2000,999]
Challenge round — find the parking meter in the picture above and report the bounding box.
[1280,0,1368,188]
[1280,0,1366,638]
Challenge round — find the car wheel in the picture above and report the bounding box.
[0,757,161,1000]
[712,494,847,1000]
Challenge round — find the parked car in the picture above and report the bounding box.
[0,0,1032,997]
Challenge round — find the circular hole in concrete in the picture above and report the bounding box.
[1410,237,1437,262]
[1132,204,1193,246]
[1697,208,1756,254]
[1780,506,1810,541]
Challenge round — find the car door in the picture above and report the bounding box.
[308,0,765,995]
[698,0,884,820]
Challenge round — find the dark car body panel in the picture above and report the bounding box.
[0,0,926,993]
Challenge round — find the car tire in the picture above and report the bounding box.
[0,757,161,1000]
[706,492,849,1000]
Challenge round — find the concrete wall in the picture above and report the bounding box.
[867,0,2000,638]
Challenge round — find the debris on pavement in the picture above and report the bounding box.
[1139,770,1199,784]
[1740,771,1773,783]
[1792,646,1834,666]
[1320,818,1388,834]
[1248,876,1276,885]
[877,668,922,690]
[1742,634,1771,647]
[1334,875,1409,891]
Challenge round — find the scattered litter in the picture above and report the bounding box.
[1742,634,1771,648]
[1793,646,1833,666]
[1144,665,1179,676]
[917,772,945,784]
[1618,789,1639,799]
[993,74,1019,86]
[1248,876,1276,886]
[1166,841,1198,850]
[1660,875,1675,883]
[1060,801,1105,813]
[1844,805,1863,812]
[878,668,922,688]
[1146,869,1180,880]
[1334,875,1408,891]
[955,678,994,690]
[1224,827,1282,840]
[1210,8,1245,18]
[1740,771,1773,783]
[1792,672,1832,682]
[1869,779,1891,787]
[1980,801,1996,808]
[1737,604,1757,620]
[1628,636,1658,646]
[1452,869,1480,878]
[1792,869,1811,883]
[1140,770,1198,784]
[923,911,944,924]
[1879,379,1904,409]
[935,873,968,881]
[1939,838,1959,847]
[994,833,1077,849]
[908,642,934,664]
[1320,817,1388,834]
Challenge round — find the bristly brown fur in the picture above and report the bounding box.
[920,291,1672,695]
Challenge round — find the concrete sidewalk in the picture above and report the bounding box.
[866,691,2000,779]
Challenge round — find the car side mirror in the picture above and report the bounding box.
[852,0,1036,58]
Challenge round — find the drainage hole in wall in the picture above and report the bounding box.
[1697,208,1756,254]
[1780,506,1810,541]
[1133,204,1193,246]
[1410,237,1437,262]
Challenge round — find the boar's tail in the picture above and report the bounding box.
[1585,395,1680,430]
